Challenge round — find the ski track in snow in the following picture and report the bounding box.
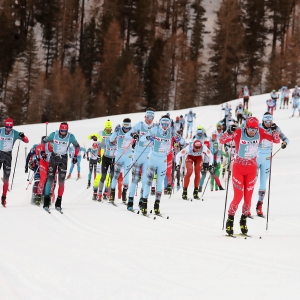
[0,93,300,299]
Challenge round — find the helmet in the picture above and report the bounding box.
[203,140,210,148]
[246,117,259,129]
[104,119,113,129]
[122,118,131,131]
[196,128,203,137]
[180,115,183,118]
[212,133,217,140]
[145,110,155,120]
[193,139,202,152]
[189,109,192,113]
[225,103,228,107]
[244,85,248,89]
[92,142,98,149]
[176,116,180,121]
[262,112,273,123]
[5,118,13,128]
[59,122,68,131]
[166,112,170,117]
[228,112,232,117]
[272,89,276,93]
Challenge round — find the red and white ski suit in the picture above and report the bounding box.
[220,128,280,216]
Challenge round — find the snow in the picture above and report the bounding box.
[1,93,300,300]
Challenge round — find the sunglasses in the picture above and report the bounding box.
[247,127,258,133]
[161,122,169,127]
[60,129,68,133]
[5,126,13,129]
[194,146,201,150]
[146,115,154,120]
[263,120,272,124]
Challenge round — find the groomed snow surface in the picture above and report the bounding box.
[1,94,299,300]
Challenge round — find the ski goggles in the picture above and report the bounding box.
[122,123,131,129]
[145,111,155,120]
[5,126,13,129]
[247,127,258,133]
[60,129,68,133]
[161,121,170,128]
[194,146,201,151]
[262,115,273,124]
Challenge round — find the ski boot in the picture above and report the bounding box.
[92,192,97,201]
[97,193,102,202]
[240,215,248,234]
[182,188,188,200]
[151,187,155,195]
[154,200,160,215]
[109,189,115,203]
[35,194,42,206]
[164,188,168,195]
[139,198,143,210]
[199,186,202,193]
[1,195,6,207]
[219,185,225,191]
[122,188,127,204]
[193,188,200,200]
[87,180,91,188]
[55,196,62,210]
[256,201,263,216]
[141,198,148,215]
[67,173,71,179]
[226,215,234,235]
[127,197,134,212]
[43,195,51,210]
[167,185,172,195]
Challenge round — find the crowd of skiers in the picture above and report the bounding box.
[0,87,292,235]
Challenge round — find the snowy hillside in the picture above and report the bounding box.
[1,94,299,300]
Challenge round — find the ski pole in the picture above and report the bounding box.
[123,140,153,178]
[200,174,210,200]
[222,139,233,230]
[25,147,31,181]
[10,140,21,190]
[26,172,35,190]
[266,148,281,160]
[266,149,273,230]
[113,140,135,166]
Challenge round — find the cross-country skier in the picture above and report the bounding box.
[0,118,29,207]
[185,109,196,139]
[220,117,280,236]
[86,142,101,188]
[222,103,232,118]
[291,87,300,117]
[256,112,289,216]
[176,139,213,200]
[109,118,133,204]
[239,85,251,109]
[235,102,244,126]
[67,145,86,179]
[124,108,155,211]
[42,122,80,212]
[279,86,290,109]
[269,90,279,110]
[266,98,276,115]
[139,115,173,215]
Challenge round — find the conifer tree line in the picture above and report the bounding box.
[0,0,299,124]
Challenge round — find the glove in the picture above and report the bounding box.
[97,156,101,163]
[114,124,121,132]
[69,154,72,158]
[213,161,218,167]
[203,163,209,171]
[146,136,155,142]
[175,165,180,171]
[227,124,237,134]
[40,151,47,161]
[175,136,181,143]
[87,157,90,161]
[91,135,98,141]
[83,154,86,159]
[131,132,139,140]
[72,156,78,164]
[19,132,25,138]
[208,165,214,173]
[25,166,28,173]
[281,141,287,149]
[270,123,277,132]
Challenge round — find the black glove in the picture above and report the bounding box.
[19,132,25,138]
[83,154,86,159]
[175,165,180,171]
[281,141,287,149]
[87,156,90,161]
[97,156,101,163]
[72,156,78,164]
[131,132,139,140]
[208,165,214,173]
[91,135,98,141]
[270,123,277,132]
[203,163,209,171]
[69,154,72,158]
[40,151,47,161]
[25,166,28,173]
[213,161,218,167]
[227,124,237,134]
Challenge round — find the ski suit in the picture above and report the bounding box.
[86,143,101,181]
[222,105,232,118]
[266,99,276,115]
[0,128,29,197]
[140,126,173,199]
[185,112,196,137]
[220,128,280,216]
[256,124,289,202]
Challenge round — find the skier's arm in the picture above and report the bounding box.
[42,132,55,144]
[202,144,213,165]
[140,127,157,142]
[176,146,189,165]
[13,129,29,143]
[276,126,290,146]
[69,134,80,156]
[109,131,118,142]
[259,128,280,144]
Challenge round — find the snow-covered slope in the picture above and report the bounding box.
[1,94,299,300]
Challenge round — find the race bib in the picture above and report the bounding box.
[244,144,258,159]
